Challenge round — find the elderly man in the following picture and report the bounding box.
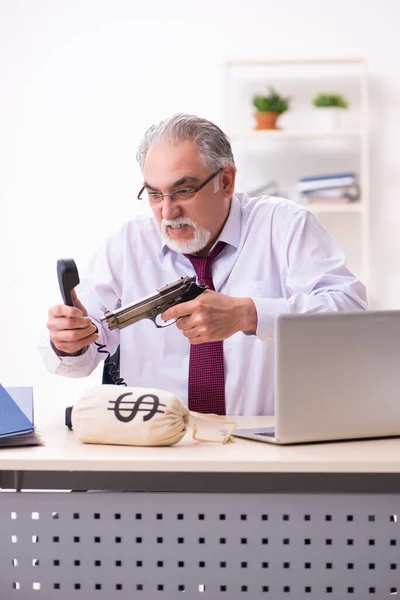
[40,114,367,415]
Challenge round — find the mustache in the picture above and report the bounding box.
[162,217,195,227]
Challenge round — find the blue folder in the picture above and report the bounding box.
[0,385,40,446]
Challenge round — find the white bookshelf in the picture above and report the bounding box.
[224,58,370,290]
[229,129,363,141]
[307,203,366,215]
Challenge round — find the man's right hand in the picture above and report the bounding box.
[47,289,99,356]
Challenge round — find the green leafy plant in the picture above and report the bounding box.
[313,93,349,109]
[253,86,291,114]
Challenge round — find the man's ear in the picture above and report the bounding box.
[222,165,236,197]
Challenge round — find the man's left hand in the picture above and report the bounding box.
[161,290,257,344]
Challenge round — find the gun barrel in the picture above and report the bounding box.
[100,276,198,330]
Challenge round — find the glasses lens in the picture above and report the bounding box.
[174,189,196,202]
[138,190,161,204]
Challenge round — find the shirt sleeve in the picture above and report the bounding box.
[37,334,103,378]
[253,209,368,342]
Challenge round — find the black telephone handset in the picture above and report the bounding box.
[57,258,80,307]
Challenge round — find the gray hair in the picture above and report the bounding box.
[136,113,235,172]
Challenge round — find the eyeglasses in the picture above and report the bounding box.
[137,167,223,206]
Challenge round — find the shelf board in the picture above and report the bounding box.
[230,129,363,141]
[226,58,366,67]
[302,203,365,215]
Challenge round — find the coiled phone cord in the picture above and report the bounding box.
[93,326,127,387]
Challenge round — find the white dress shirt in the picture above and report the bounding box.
[39,194,367,415]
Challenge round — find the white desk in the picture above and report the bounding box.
[1,415,400,600]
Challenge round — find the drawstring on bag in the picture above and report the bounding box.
[188,411,236,444]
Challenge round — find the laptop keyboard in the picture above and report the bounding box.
[255,430,275,438]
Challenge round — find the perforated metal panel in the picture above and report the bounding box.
[0,491,399,599]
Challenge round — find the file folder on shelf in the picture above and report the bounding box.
[0,385,41,447]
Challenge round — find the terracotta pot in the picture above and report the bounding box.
[254,111,280,130]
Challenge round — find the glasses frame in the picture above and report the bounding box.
[137,167,223,204]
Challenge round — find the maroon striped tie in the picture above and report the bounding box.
[185,241,226,415]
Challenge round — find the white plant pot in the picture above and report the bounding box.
[316,107,342,131]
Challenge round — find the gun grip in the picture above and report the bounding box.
[181,282,207,302]
[57,258,80,307]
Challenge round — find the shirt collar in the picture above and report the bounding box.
[160,193,242,256]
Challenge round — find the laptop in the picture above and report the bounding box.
[233,310,400,444]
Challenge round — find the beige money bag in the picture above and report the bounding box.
[71,385,235,447]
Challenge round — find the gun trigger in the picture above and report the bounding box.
[154,313,178,329]
[153,315,164,329]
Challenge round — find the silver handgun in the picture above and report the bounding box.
[100,276,207,330]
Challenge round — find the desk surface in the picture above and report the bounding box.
[1,415,400,473]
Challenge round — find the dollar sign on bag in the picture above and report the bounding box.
[108,393,166,422]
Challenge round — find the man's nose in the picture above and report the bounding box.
[161,196,181,220]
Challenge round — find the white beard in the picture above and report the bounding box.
[161,217,212,254]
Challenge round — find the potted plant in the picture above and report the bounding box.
[312,93,349,130]
[252,86,291,130]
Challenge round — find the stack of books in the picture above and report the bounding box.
[297,172,360,205]
[0,385,41,447]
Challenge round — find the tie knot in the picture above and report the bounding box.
[185,241,226,288]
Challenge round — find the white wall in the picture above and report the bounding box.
[1,0,400,417]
